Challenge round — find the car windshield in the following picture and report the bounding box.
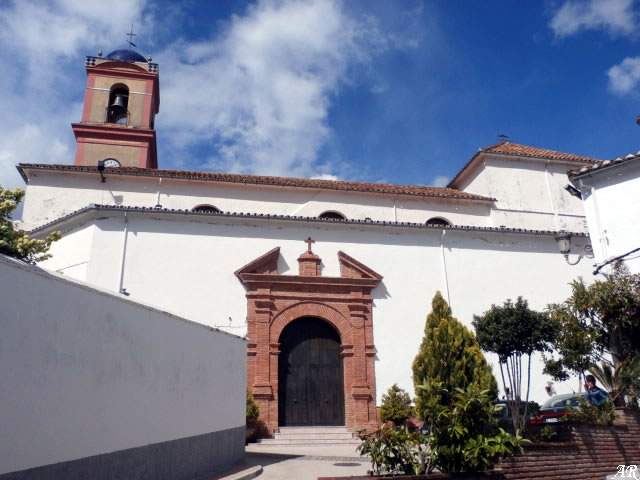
[542,394,583,409]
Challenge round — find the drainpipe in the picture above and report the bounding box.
[118,212,130,295]
[393,198,398,222]
[440,229,451,306]
[155,177,163,208]
[543,162,560,230]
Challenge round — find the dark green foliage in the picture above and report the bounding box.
[407,292,519,473]
[473,297,556,432]
[0,187,60,263]
[246,391,259,420]
[545,264,640,381]
[245,391,269,443]
[422,384,528,473]
[565,398,616,426]
[412,291,497,421]
[379,384,414,426]
[359,386,525,474]
[539,425,558,442]
[357,426,431,475]
[589,357,640,405]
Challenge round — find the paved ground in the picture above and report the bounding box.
[217,444,371,480]
[245,443,362,458]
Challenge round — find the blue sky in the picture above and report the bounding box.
[2,0,640,188]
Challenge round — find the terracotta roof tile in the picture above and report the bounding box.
[17,164,495,203]
[483,141,599,163]
[448,141,599,188]
[569,151,640,179]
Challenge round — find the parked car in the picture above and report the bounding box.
[495,400,539,430]
[528,392,585,425]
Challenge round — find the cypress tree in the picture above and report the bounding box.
[412,291,497,419]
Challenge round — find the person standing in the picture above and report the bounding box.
[584,374,609,406]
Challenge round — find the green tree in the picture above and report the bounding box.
[379,384,414,426]
[0,187,59,263]
[412,291,497,420]
[473,297,557,433]
[544,264,640,381]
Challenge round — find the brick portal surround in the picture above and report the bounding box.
[236,243,382,433]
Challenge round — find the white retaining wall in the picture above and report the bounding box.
[0,254,246,476]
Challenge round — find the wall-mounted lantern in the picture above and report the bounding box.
[555,231,583,265]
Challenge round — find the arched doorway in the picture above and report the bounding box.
[278,317,345,426]
[237,246,382,432]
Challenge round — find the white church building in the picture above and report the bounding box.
[17,48,599,433]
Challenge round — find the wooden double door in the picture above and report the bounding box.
[278,317,345,426]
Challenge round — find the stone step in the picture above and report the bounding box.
[258,425,361,446]
[256,438,361,445]
[274,431,356,440]
[277,426,351,434]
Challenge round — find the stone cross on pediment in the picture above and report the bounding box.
[304,237,315,253]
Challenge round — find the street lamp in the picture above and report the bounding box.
[555,231,583,265]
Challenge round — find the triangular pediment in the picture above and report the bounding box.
[235,247,280,278]
[338,251,383,280]
[236,247,382,288]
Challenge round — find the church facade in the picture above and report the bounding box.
[17,49,598,432]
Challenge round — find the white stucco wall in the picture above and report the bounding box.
[18,171,492,232]
[575,160,640,273]
[458,155,587,232]
[0,254,246,475]
[40,211,593,408]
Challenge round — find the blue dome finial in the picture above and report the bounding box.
[105,24,147,63]
[105,49,147,63]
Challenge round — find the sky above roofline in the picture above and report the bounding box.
[2,0,640,190]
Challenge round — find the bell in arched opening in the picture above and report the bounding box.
[107,84,129,125]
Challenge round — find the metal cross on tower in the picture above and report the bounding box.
[304,237,315,253]
[126,24,137,48]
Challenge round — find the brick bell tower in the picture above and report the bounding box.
[72,47,160,169]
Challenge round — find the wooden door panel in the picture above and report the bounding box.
[278,317,344,426]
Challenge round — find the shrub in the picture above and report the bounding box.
[245,391,269,443]
[357,425,431,476]
[246,391,260,420]
[380,384,414,426]
[422,383,528,473]
[539,425,558,442]
[566,398,616,426]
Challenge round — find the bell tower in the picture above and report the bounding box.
[72,48,160,169]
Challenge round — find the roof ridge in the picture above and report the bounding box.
[482,141,598,162]
[447,140,598,188]
[17,163,496,203]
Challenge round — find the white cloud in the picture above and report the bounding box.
[158,0,392,177]
[430,175,450,188]
[0,0,148,188]
[549,0,636,37]
[311,173,339,181]
[607,56,640,94]
[0,0,407,188]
